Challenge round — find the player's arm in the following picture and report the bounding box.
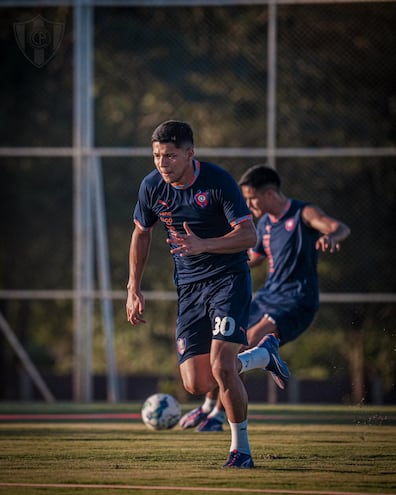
[126,223,152,325]
[302,205,351,252]
[169,219,257,256]
[248,248,265,268]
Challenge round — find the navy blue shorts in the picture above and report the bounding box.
[248,290,318,346]
[175,270,251,364]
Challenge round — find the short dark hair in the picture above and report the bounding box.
[151,120,194,148]
[239,164,281,190]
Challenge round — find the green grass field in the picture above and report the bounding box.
[0,403,395,495]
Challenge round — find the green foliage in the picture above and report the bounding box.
[108,300,178,376]
[0,160,73,290]
[277,4,396,147]
[0,4,395,399]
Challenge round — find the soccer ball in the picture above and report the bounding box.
[141,393,181,430]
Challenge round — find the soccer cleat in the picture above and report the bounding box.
[259,333,290,390]
[196,417,224,432]
[223,450,254,468]
[179,406,208,429]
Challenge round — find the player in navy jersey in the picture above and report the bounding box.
[179,164,351,432]
[126,121,259,468]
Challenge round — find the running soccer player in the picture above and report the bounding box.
[179,164,351,432]
[126,121,272,468]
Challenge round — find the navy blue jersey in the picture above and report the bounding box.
[134,160,252,286]
[252,199,321,310]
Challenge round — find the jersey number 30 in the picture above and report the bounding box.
[213,316,235,336]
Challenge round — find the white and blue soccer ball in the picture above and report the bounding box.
[141,393,181,430]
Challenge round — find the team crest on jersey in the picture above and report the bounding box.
[176,337,186,356]
[285,218,295,231]
[194,191,209,208]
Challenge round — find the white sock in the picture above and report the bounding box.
[202,397,217,414]
[228,419,251,455]
[207,406,226,423]
[238,346,270,373]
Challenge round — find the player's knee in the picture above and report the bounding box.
[184,383,207,395]
[211,361,234,387]
[181,375,211,396]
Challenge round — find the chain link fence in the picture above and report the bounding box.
[0,1,395,403]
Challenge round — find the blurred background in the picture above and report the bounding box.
[0,0,395,405]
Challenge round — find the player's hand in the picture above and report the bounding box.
[316,234,340,253]
[126,290,146,325]
[167,222,205,256]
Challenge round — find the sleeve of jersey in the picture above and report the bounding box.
[249,247,265,260]
[133,180,158,231]
[220,171,253,227]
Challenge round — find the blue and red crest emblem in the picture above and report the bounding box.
[176,338,186,356]
[194,191,209,208]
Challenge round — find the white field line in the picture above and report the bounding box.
[0,483,394,495]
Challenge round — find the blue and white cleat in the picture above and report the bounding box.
[223,450,254,468]
[259,333,290,390]
[179,406,208,429]
[196,417,224,432]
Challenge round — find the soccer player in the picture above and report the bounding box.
[126,120,268,468]
[179,164,351,432]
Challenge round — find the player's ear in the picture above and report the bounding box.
[186,146,194,159]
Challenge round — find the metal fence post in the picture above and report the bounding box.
[73,1,94,402]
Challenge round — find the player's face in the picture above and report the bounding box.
[152,142,194,186]
[241,185,271,218]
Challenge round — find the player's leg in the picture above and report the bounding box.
[246,314,280,346]
[199,304,317,433]
[178,353,217,398]
[239,337,290,389]
[208,270,254,468]
[237,300,317,389]
[210,339,246,422]
[196,396,225,432]
[179,388,219,429]
[211,339,253,468]
[179,353,217,396]
[233,292,288,387]
[176,281,220,428]
[198,317,279,432]
[176,281,218,395]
